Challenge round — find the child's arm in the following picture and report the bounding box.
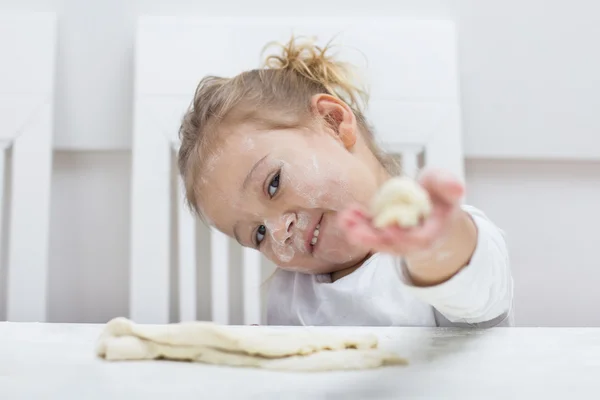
[400,205,513,327]
[402,205,477,287]
[339,169,513,327]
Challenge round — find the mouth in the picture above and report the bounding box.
[306,214,324,253]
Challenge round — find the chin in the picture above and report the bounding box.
[276,249,370,275]
[315,254,369,275]
[280,263,345,276]
[320,249,368,267]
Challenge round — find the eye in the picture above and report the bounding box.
[255,225,266,246]
[268,172,280,198]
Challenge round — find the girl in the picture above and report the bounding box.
[178,37,514,328]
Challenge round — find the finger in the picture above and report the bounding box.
[385,211,451,249]
[413,216,444,240]
[347,224,392,249]
[402,217,447,249]
[338,208,376,239]
[342,211,398,249]
[379,224,413,242]
[373,227,423,255]
[418,169,464,205]
[432,200,455,219]
[337,207,371,234]
[377,199,452,238]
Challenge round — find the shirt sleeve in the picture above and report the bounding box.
[398,205,515,327]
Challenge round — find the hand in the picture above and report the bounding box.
[338,169,465,257]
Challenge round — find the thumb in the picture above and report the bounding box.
[417,168,464,205]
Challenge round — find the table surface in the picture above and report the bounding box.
[1,323,599,399]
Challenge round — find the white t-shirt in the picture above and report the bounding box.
[266,206,514,328]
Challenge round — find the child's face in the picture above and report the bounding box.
[199,100,387,274]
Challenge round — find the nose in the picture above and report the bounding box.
[269,213,296,245]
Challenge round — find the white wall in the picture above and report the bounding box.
[1,0,599,326]
[466,160,600,327]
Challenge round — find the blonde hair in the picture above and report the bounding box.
[178,36,398,217]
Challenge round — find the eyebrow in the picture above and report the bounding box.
[242,154,269,191]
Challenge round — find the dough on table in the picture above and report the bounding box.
[371,176,432,228]
[96,317,407,372]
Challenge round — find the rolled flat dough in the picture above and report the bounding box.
[371,176,432,228]
[96,317,407,372]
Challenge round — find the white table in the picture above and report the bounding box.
[1,323,599,399]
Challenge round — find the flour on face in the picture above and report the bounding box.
[266,215,296,263]
[296,212,310,230]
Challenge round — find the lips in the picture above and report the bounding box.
[305,213,324,253]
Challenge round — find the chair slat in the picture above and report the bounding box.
[130,101,171,324]
[0,143,7,264]
[210,229,229,324]
[402,149,420,180]
[242,247,262,325]
[177,179,197,322]
[6,105,52,322]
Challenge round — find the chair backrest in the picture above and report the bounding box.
[0,13,56,322]
[131,17,464,325]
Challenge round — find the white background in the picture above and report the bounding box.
[1,0,599,326]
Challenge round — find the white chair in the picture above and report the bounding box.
[0,13,56,322]
[131,17,464,325]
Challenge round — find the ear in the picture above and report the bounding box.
[310,94,357,149]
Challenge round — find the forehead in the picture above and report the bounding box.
[204,125,309,173]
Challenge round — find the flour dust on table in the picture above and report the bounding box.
[96,318,407,372]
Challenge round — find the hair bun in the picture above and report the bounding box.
[262,36,368,111]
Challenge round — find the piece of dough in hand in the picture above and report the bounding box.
[371,176,432,228]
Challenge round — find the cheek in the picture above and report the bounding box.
[264,243,297,266]
[270,245,295,263]
[285,159,354,209]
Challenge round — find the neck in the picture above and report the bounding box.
[330,252,373,282]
